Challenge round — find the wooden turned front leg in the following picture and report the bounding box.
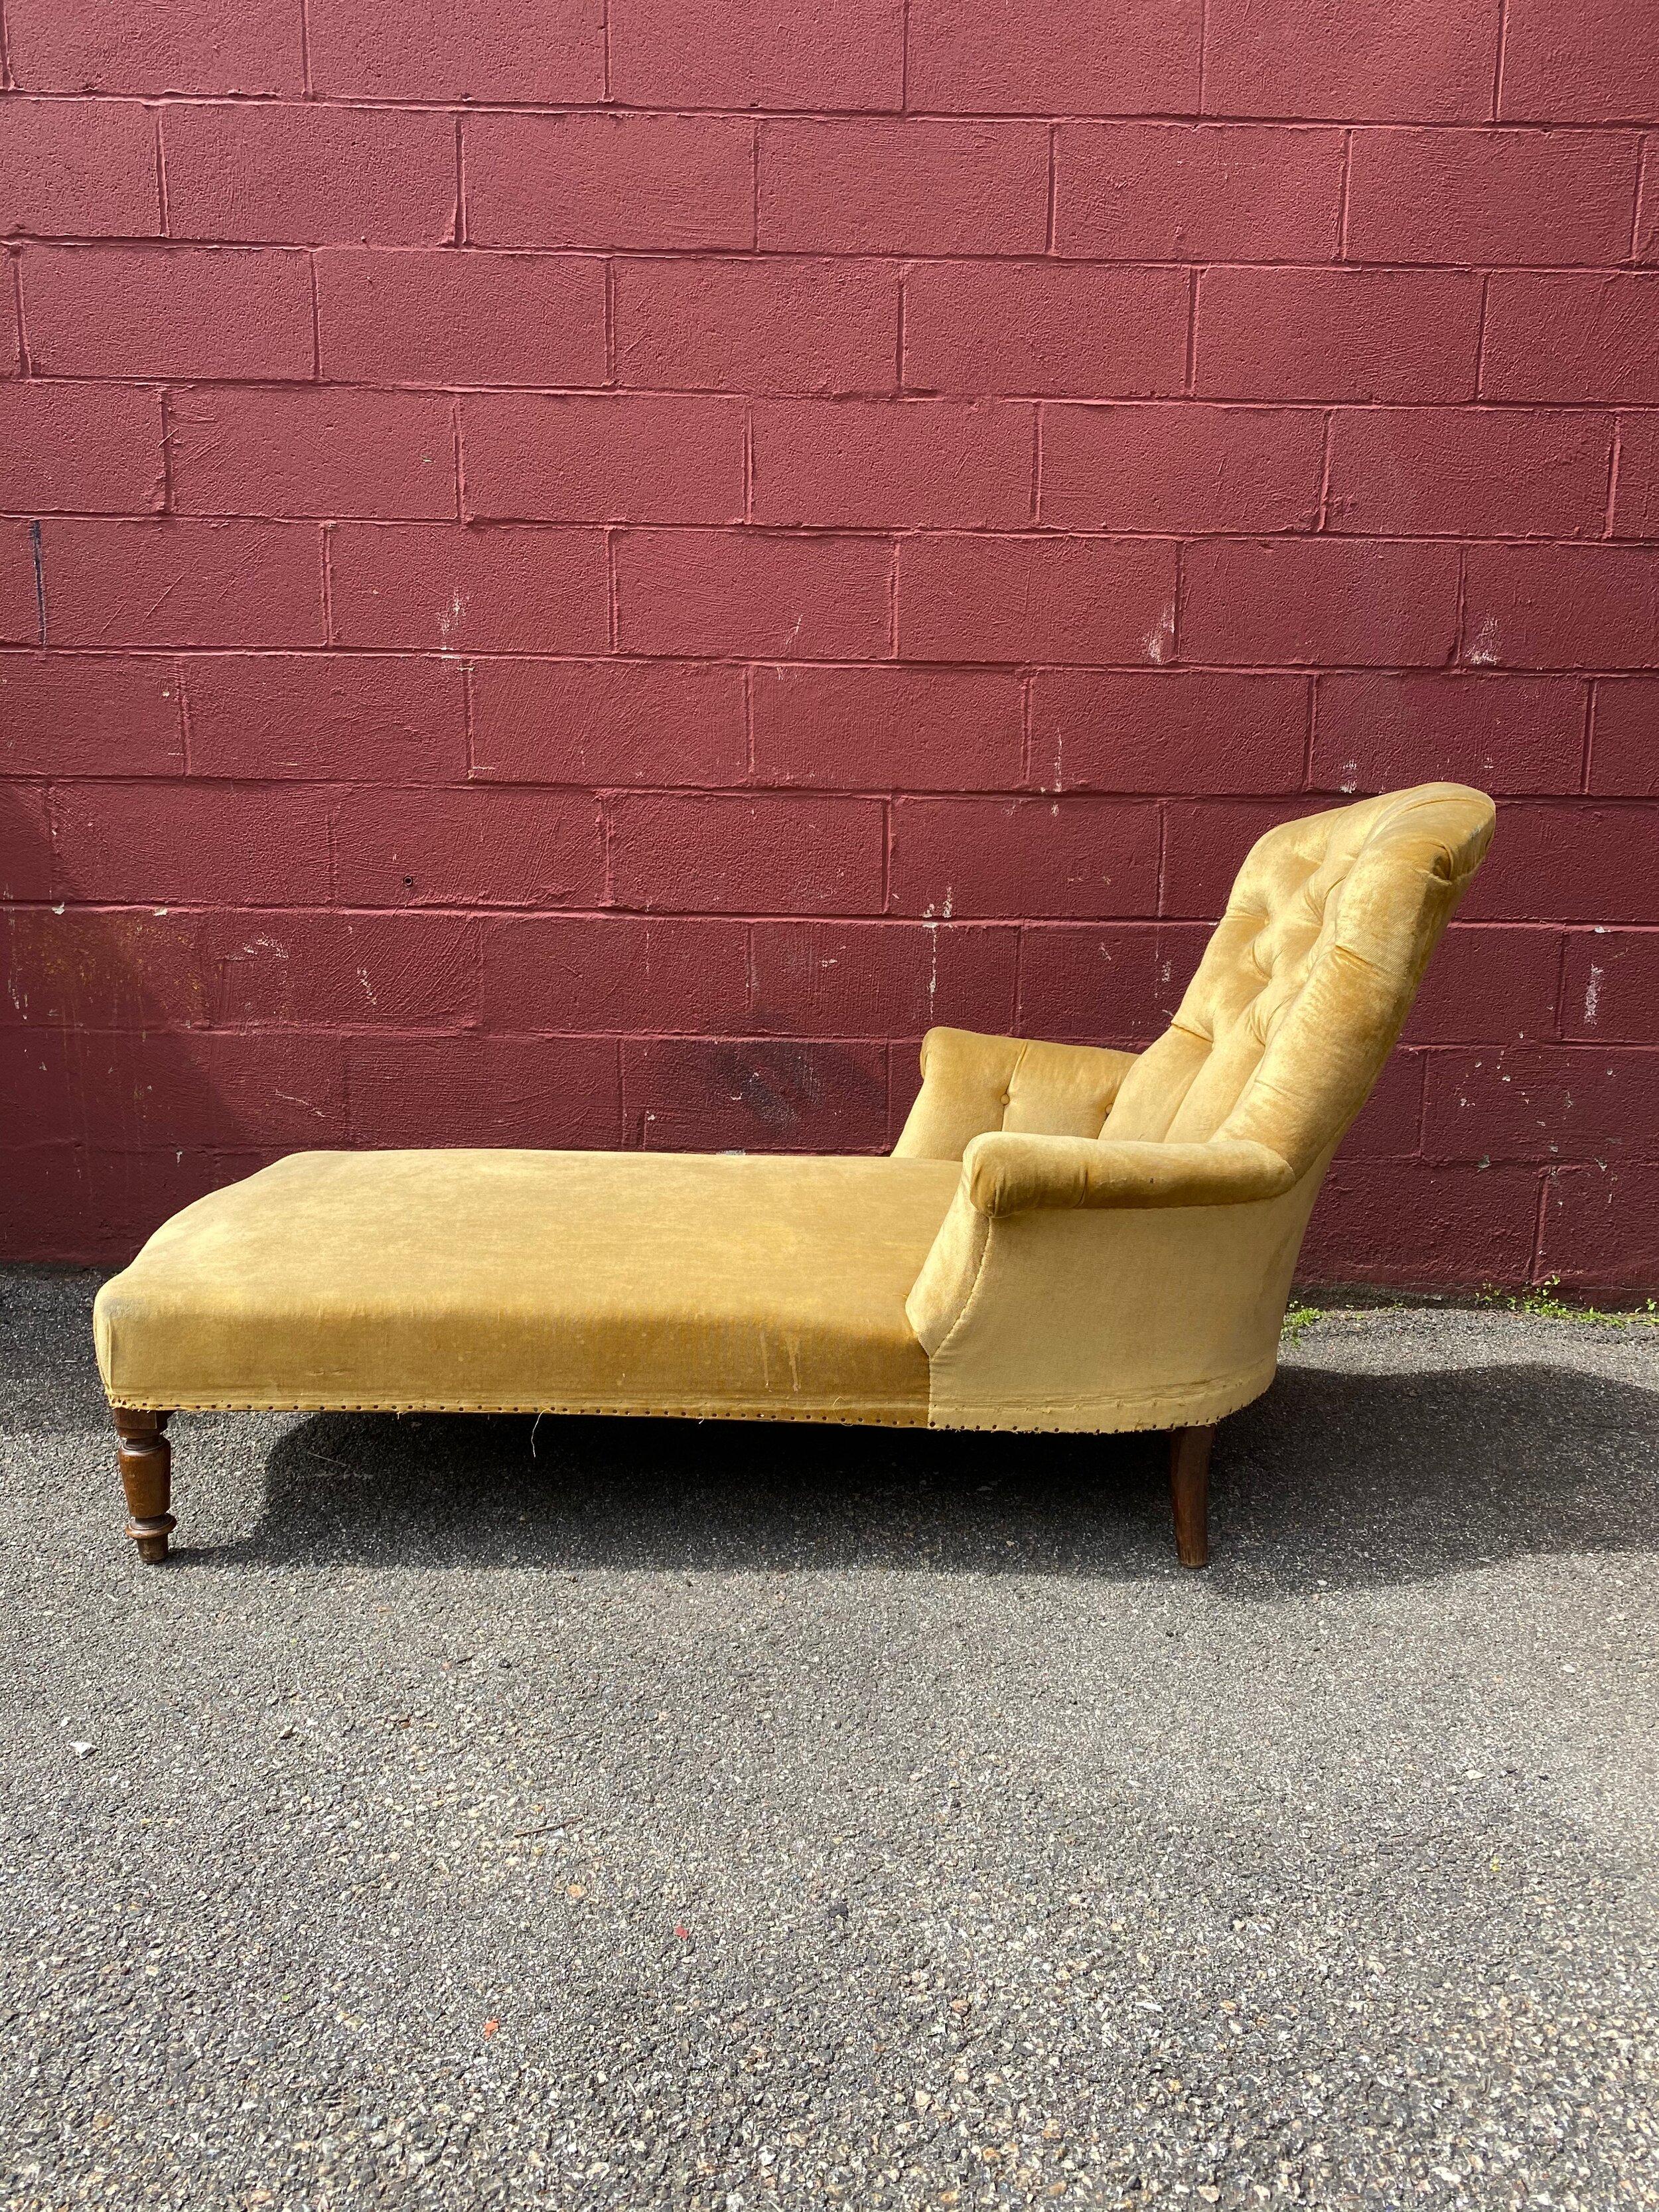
[114,1409,175,1563]
[1169,1422,1214,1570]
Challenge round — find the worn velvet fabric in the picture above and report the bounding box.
[96,782,1495,1432]
[896,780,1496,1428]
[94,1150,956,1420]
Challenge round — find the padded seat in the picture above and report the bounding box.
[94,1147,962,1422]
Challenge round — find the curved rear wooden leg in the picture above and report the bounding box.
[1169,1422,1214,1569]
[115,1409,175,1563]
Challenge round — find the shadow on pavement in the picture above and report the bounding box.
[190,1359,1659,1594]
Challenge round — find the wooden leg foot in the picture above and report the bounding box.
[115,1408,175,1563]
[1169,1422,1214,1569]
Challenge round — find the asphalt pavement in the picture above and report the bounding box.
[3,1266,1656,2209]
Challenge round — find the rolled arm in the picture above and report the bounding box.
[907,1134,1334,1430]
[960,1131,1297,1217]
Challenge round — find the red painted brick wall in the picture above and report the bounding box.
[2,0,1656,1290]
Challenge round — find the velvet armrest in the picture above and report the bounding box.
[959,1131,1298,1218]
[906,1135,1335,1432]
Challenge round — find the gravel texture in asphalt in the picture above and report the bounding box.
[2,1266,1656,2211]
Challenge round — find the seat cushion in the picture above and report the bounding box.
[94,1149,962,1423]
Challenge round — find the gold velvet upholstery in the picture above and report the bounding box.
[95,1150,958,1421]
[901,782,1494,1427]
[96,784,1494,1434]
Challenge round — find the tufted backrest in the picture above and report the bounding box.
[1103,783,1495,1175]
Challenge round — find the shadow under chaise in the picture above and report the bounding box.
[95,782,1496,1568]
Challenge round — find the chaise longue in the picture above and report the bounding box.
[94,782,1494,1569]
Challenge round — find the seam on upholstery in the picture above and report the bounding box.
[105,1397,930,1427]
[1003,1037,1033,1128]
[925,1203,1002,1386]
[1329,939,1384,979]
[926,1357,1279,1435]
